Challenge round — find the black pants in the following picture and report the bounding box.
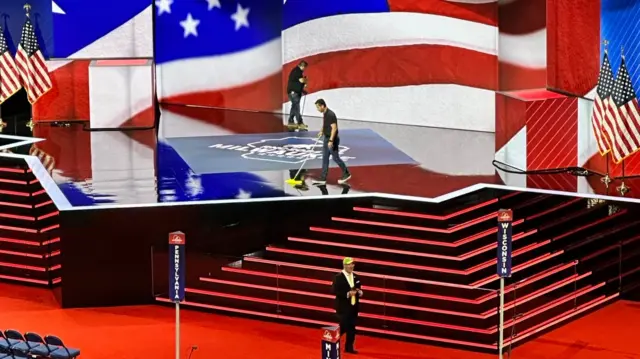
[337,311,358,350]
[320,136,349,180]
[287,92,304,124]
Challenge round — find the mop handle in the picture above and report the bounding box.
[301,93,307,116]
[292,135,322,180]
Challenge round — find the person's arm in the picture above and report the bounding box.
[328,115,338,148]
[296,68,307,84]
[330,123,338,141]
[328,124,338,148]
[332,275,350,299]
[355,275,363,297]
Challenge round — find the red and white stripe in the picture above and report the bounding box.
[29,146,55,173]
[15,22,53,104]
[0,40,21,104]
[282,0,498,132]
[591,94,614,156]
[497,0,546,91]
[15,49,52,104]
[605,98,640,163]
[0,51,21,104]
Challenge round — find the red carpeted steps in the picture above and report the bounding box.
[0,158,61,286]
[158,190,637,352]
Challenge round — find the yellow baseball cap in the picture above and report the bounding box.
[343,257,354,265]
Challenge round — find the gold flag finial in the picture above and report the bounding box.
[26,119,34,131]
[0,119,6,133]
[617,182,630,196]
[23,3,31,17]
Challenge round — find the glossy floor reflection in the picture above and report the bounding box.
[2,105,639,208]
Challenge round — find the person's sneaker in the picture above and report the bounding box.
[311,179,326,185]
[337,174,352,184]
[297,123,308,130]
[286,122,297,128]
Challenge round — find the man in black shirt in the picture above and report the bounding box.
[312,99,351,185]
[286,60,308,129]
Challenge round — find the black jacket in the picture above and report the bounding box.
[332,271,361,314]
[287,66,305,94]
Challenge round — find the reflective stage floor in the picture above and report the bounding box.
[2,104,639,208]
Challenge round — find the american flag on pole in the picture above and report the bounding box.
[15,16,52,104]
[0,26,22,105]
[591,51,616,156]
[606,56,640,163]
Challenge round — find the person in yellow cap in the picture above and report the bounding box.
[331,257,363,354]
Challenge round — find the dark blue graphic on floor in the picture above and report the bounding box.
[164,129,416,174]
[156,141,287,202]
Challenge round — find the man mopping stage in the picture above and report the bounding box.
[312,99,351,185]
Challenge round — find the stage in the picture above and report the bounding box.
[2,107,640,353]
[2,105,638,211]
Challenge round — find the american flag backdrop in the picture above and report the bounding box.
[36,0,508,133]
[282,0,498,132]
[0,26,22,104]
[16,17,52,104]
[155,0,283,115]
[606,56,640,163]
[31,0,499,204]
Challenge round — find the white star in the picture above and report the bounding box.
[207,0,221,10]
[180,13,200,38]
[185,173,204,197]
[231,3,250,31]
[236,189,252,199]
[155,0,173,15]
[52,1,65,14]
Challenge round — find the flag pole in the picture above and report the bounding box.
[23,3,35,131]
[601,40,613,191]
[602,152,612,192]
[617,46,630,196]
[618,159,630,196]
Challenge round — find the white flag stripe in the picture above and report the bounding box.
[0,27,22,104]
[592,96,609,154]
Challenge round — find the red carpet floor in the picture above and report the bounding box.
[2,283,640,359]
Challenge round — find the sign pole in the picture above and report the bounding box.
[176,301,180,359]
[169,231,186,359]
[496,209,513,359]
[498,277,505,359]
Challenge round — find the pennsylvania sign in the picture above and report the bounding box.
[164,129,417,174]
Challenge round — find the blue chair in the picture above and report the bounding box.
[3,331,31,356]
[0,332,13,354]
[45,335,80,359]
[2,331,28,359]
[22,333,51,358]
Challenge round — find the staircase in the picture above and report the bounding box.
[0,156,61,286]
[157,190,640,351]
